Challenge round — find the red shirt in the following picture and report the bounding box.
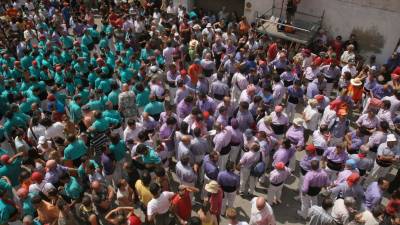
[127,214,141,225]
[267,43,278,62]
[386,199,400,216]
[171,191,192,221]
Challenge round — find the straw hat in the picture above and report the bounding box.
[350,78,362,86]
[205,181,220,194]
[293,118,304,126]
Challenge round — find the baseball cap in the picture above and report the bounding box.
[347,173,360,186]
[275,162,285,170]
[305,144,316,152]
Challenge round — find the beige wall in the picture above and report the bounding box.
[244,0,400,63]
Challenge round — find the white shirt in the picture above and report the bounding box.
[123,123,143,143]
[147,191,175,216]
[27,124,46,141]
[29,181,54,195]
[45,122,65,139]
[303,106,320,130]
[341,65,357,77]
[360,210,379,225]
[304,66,321,81]
[163,47,175,65]
[249,197,276,225]
[331,199,350,224]
[229,222,249,225]
[382,95,400,117]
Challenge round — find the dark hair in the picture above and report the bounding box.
[137,131,149,142]
[311,160,319,170]
[321,198,334,210]
[282,139,291,149]
[136,144,148,155]
[166,117,177,125]
[59,173,70,181]
[380,121,389,131]
[193,127,201,137]
[31,195,42,204]
[226,161,235,171]
[378,177,388,186]
[180,122,189,134]
[109,133,120,144]
[371,205,384,218]
[154,167,166,177]
[141,171,152,186]
[127,118,136,126]
[56,199,68,210]
[149,183,161,196]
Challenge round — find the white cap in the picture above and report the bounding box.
[150,66,158,73]
[387,134,397,142]
[206,23,212,28]
[38,136,46,145]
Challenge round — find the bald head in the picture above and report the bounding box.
[91,180,100,190]
[256,196,266,211]
[46,160,57,170]
[181,135,191,144]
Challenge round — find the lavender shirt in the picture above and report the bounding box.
[286,125,305,147]
[302,169,330,193]
[323,147,349,164]
[272,147,295,166]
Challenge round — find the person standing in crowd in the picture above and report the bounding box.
[217,160,240,215]
[322,143,349,182]
[267,162,291,205]
[298,160,330,219]
[249,196,276,225]
[238,142,262,196]
[307,197,335,225]
[366,134,398,185]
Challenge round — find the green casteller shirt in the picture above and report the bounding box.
[103,110,122,124]
[0,157,22,186]
[68,101,82,124]
[109,140,127,162]
[91,117,119,133]
[64,177,83,200]
[64,139,87,161]
[77,160,99,178]
[144,101,164,116]
[0,199,17,224]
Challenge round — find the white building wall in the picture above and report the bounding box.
[244,0,400,63]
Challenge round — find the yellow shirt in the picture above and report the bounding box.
[135,180,153,206]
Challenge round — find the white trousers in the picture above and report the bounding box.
[221,191,236,214]
[325,82,334,97]
[298,174,305,198]
[286,102,297,123]
[325,167,339,184]
[229,145,241,163]
[299,194,318,219]
[365,162,391,185]
[240,167,256,195]
[218,153,230,171]
[289,154,296,172]
[267,183,284,203]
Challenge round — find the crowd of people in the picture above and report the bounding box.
[0,0,399,225]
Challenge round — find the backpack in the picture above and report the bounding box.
[250,152,266,177]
